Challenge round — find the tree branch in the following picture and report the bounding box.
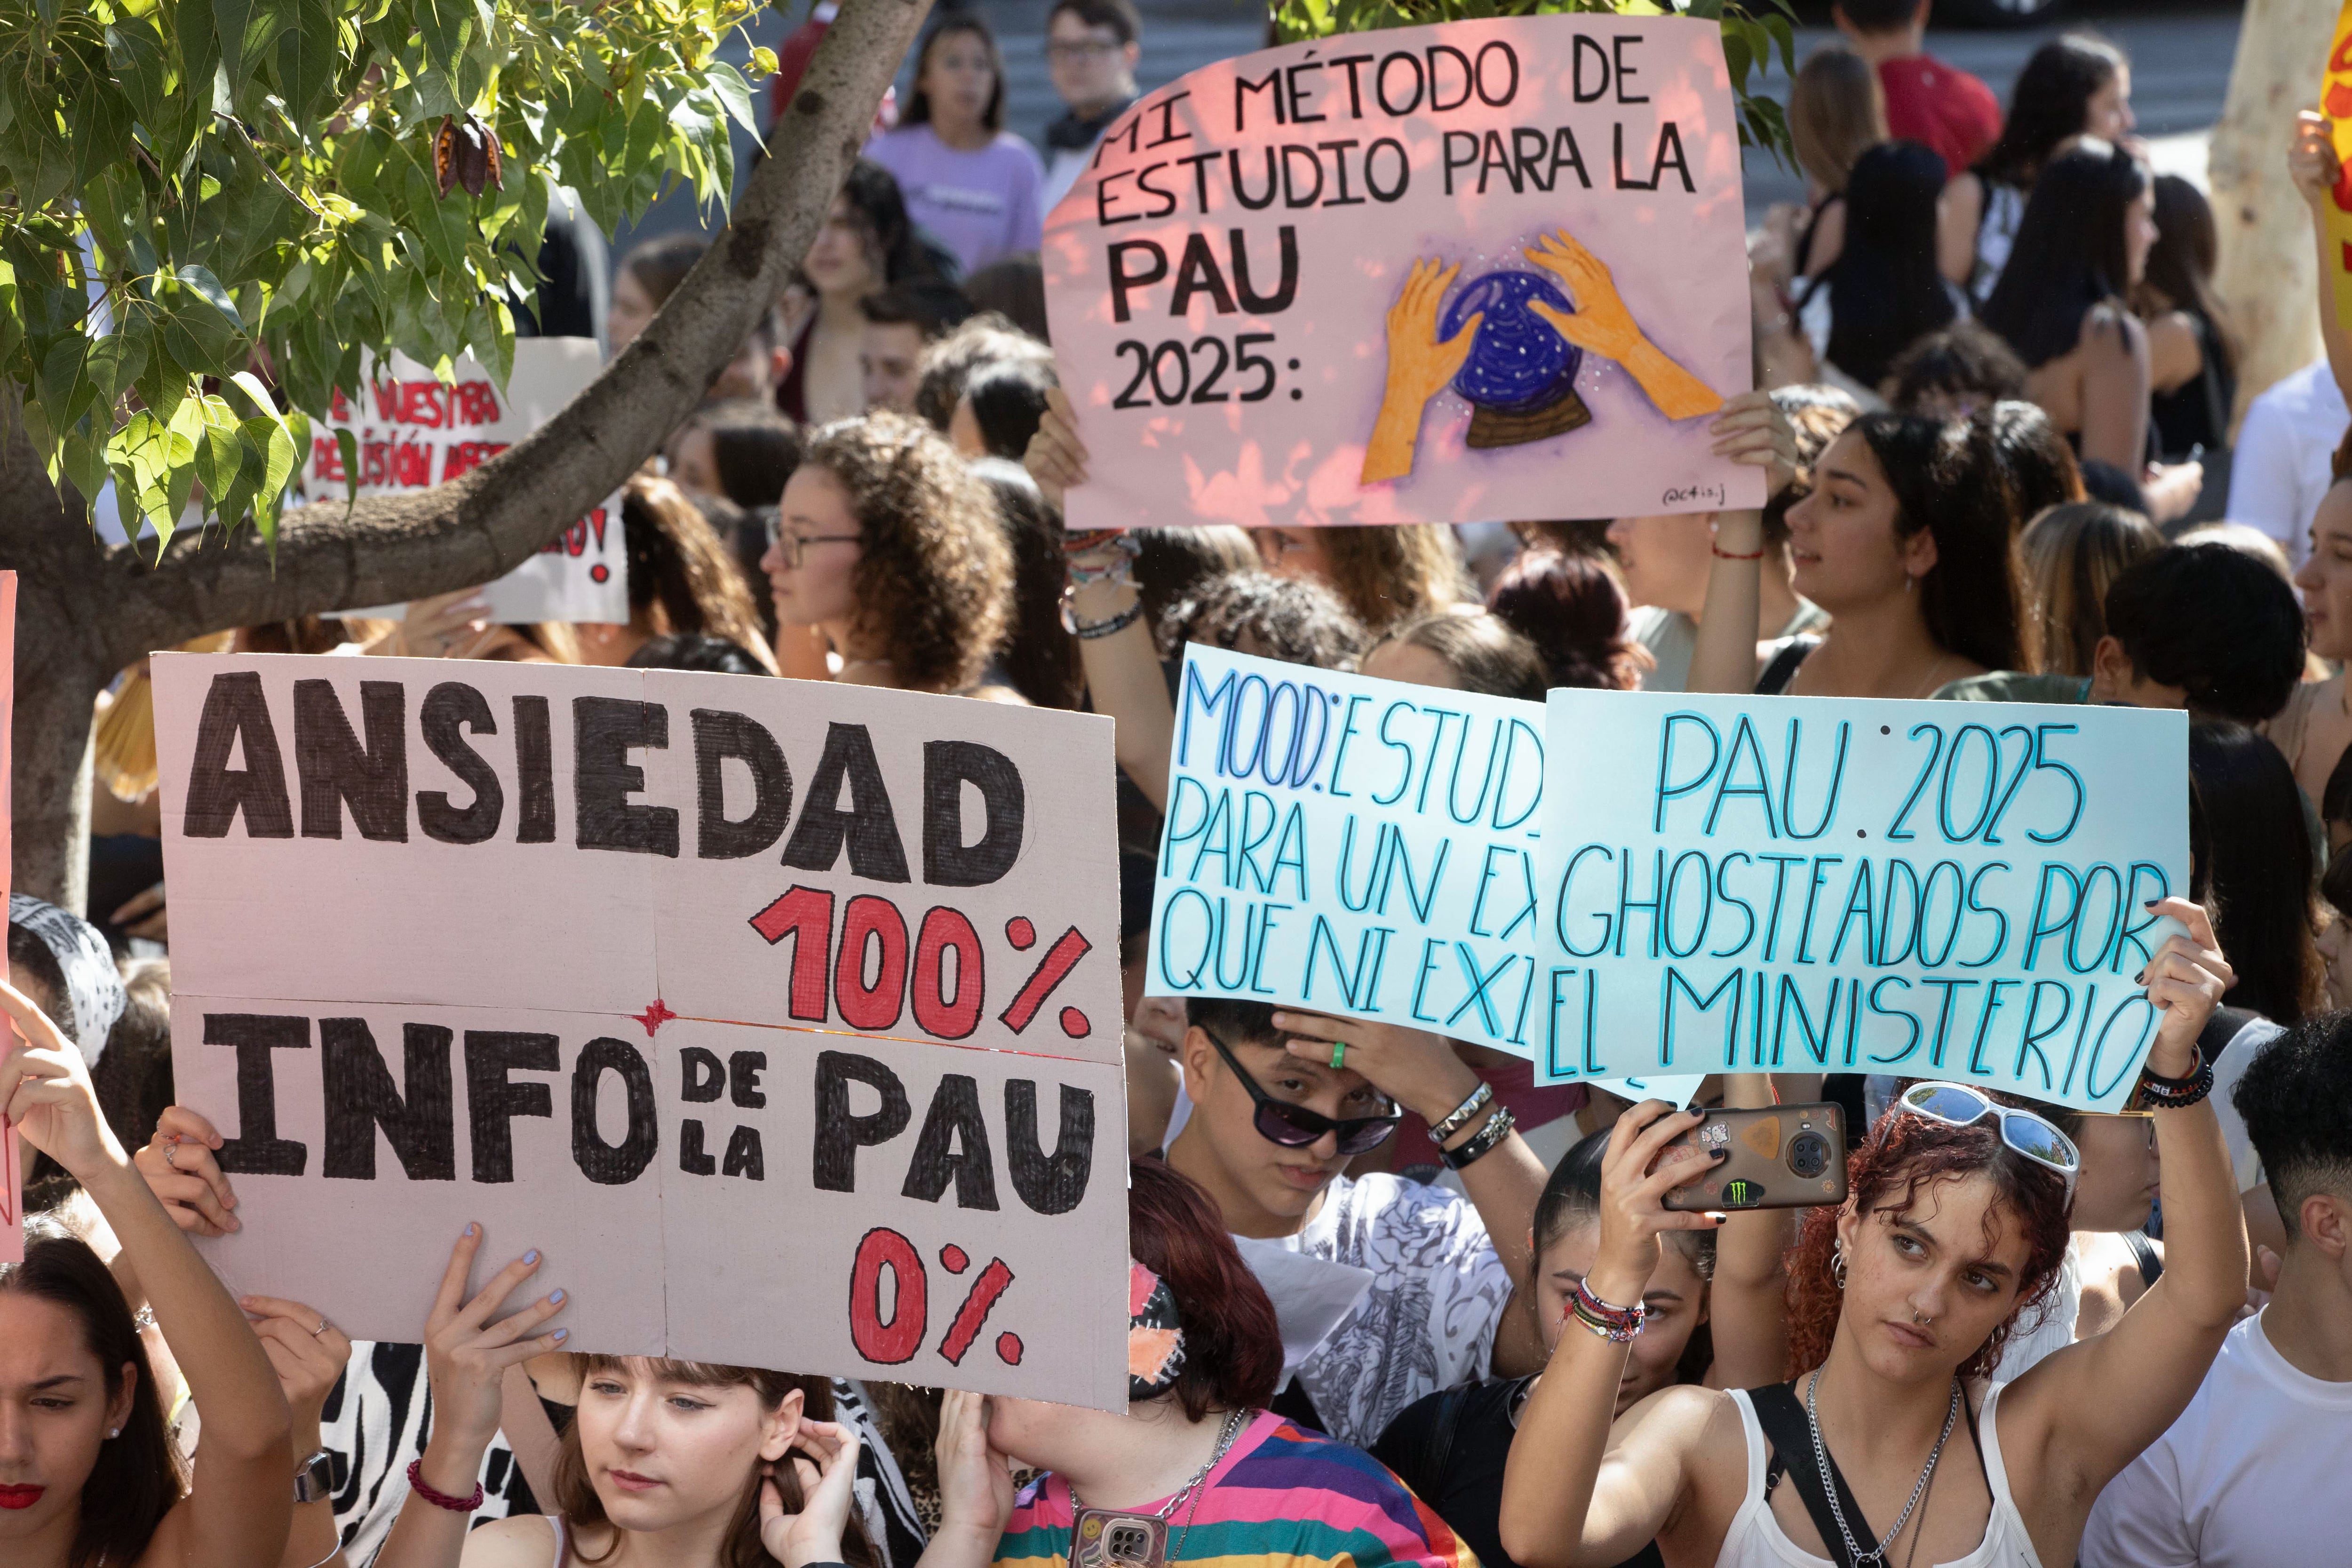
[105,0,935,668]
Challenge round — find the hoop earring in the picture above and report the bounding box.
[1831,1241,1848,1290]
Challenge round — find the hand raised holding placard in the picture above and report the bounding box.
[418,1225,569,1465]
[134,1104,239,1236]
[0,976,123,1179]
[2137,896,2233,1078]
[1025,386,1091,511]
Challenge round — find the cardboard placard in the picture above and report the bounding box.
[155,655,1127,1405]
[1042,14,1758,532]
[1537,691,2190,1113]
[309,340,629,624]
[1144,646,1546,1052]
[164,999,1126,1401]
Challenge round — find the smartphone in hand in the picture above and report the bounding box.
[1656,1103,1848,1211]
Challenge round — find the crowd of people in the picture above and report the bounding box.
[16,6,2352,1568]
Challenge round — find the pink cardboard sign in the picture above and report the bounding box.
[1043,14,1760,530]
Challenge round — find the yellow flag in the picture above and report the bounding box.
[2327,2,2352,329]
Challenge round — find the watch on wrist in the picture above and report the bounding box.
[294,1447,335,1504]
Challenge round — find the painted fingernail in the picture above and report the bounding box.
[523,1249,540,1265]
[550,1289,566,1305]
[2145,899,2161,908]
[552,1328,569,1342]
[464,1223,477,1237]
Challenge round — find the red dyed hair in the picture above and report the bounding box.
[1130,1158,1284,1418]
[1784,1111,2073,1383]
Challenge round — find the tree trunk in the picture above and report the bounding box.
[2210,0,2339,427]
[1,0,934,909]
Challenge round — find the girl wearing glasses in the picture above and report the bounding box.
[1500,897,2249,1568]
[761,412,1014,694]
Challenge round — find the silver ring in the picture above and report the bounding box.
[312,1316,330,1337]
[161,1137,181,1171]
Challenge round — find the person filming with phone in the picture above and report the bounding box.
[1498,897,2249,1568]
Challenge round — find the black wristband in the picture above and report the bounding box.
[1440,1105,1516,1170]
[2135,1047,2214,1110]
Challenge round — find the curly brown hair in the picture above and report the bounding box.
[1784,1106,2073,1384]
[622,476,778,673]
[802,412,1012,693]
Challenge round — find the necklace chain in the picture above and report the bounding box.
[1803,1370,1960,1568]
[1069,1407,1248,1534]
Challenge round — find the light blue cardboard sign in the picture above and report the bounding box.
[1538,690,2190,1114]
[1589,1073,1707,1110]
[1146,645,1547,1053]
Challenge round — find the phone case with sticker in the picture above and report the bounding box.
[1656,1102,1848,1211]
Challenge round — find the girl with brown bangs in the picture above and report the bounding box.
[1499,899,2251,1568]
[373,1231,871,1568]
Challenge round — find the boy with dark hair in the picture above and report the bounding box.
[2082,1019,2352,1566]
[859,283,974,413]
[1832,0,2000,177]
[1939,541,2306,721]
[1041,0,1142,211]
[2094,542,2307,722]
[1164,997,1548,1447]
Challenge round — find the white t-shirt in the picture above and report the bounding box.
[2080,1309,2352,1567]
[2225,359,2349,569]
[1266,1171,1513,1447]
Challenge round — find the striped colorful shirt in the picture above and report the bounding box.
[994,1410,1479,1568]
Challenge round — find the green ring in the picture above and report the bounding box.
[1330,1041,1347,1070]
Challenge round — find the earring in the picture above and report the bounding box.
[108,1427,120,1439]
[1903,574,1916,595]
[1831,1241,1848,1291]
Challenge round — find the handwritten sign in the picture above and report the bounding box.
[1042,14,1758,532]
[1145,646,1546,1053]
[154,655,1127,1406]
[1537,691,2189,1114]
[2326,4,2352,330]
[310,340,628,624]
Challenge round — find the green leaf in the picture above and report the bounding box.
[272,0,344,130]
[178,264,245,329]
[707,61,758,138]
[334,425,360,512]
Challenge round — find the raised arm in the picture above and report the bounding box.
[2002,899,2249,1513]
[1702,1072,1816,1388]
[1685,393,1798,695]
[1026,386,1174,809]
[1501,1102,1722,1567]
[372,1227,569,1568]
[2291,111,2352,414]
[0,980,294,1568]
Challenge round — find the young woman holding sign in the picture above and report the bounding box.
[370,1225,873,1568]
[1496,899,2249,1568]
[1688,410,2031,698]
[0,979,296,1568]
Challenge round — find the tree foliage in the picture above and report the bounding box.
[1271,0,1797,168]
[0,0,773,550]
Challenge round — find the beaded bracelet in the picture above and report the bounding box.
[1063,528,1123,554]
[1071,600,1146,640]
[1567,1278,1647,1343]
[2135,1046,2214,1110]
[406,1458,485,1512]
[1426,1082,1494,1145]
[1439,1105,1516,1170]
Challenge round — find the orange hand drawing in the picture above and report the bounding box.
[1522,228,1723,421]
[1361,258,1483,485]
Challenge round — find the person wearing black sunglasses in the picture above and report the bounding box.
[1162,997,1547,1449]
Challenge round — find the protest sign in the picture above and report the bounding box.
[155,655,1127,1405]
[1042,14,1758,533]
[2326,4,2352,330]
[308,340,628,624]
[1145,645,1546,1054]
[1538,690,2190,1114]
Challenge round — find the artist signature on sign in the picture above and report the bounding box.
[1661,482,1726,507]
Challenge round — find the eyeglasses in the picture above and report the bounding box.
[1200,1026,1400,1155]
[761,510,861,567]
[1896,1082,2081,1203]
[1046,38,1122,60]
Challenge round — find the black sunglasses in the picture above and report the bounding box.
[1201,1026,1401,1155]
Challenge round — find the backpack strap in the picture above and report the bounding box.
[1416,1382,1476,1496]
[1746,1382,1871,1568]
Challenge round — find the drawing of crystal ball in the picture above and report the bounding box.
[1440,269,1594,449]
